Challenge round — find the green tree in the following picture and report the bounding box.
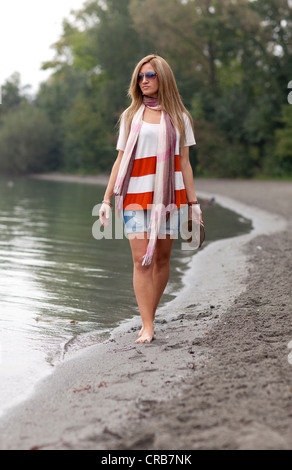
[37,0,156,174]
[274,105,292,175]
[61,95,114,173]
[129,0,292,178]
[0,105,54,175]
[36,67,88,170]
[0,73,30,119]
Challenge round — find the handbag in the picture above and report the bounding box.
[187,220,205,248]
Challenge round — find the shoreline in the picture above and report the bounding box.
[0,177,291,450]
[29,172,110,186]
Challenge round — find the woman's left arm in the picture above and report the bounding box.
[180,146,203,222]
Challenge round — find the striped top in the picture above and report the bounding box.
[116,113,196,210]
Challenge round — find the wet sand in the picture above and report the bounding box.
[0,177,291,450]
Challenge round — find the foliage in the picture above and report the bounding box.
[0,105,54,175]
[274,105,292,174]
[0,0,291,177]
[0,73,29,119]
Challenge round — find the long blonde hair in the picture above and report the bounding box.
[120,54,193,148]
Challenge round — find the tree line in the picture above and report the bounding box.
[0,0,292,178]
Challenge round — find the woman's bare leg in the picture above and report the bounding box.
[152,235,174,319]
[135,235,174,338]
[129,234,155,343]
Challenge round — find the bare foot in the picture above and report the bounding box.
[138,326,156,338]
[135,327,155,344]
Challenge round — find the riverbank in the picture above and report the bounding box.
[0,177,291,450]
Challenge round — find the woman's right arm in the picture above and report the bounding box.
[99,150,124,226]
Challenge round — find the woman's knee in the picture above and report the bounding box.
[133,255,153,274]
[153,252,171,271]
[130,237,152,271]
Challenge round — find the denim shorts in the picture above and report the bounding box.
[123,207,185,236]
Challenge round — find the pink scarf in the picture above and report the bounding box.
[114,96,177,266]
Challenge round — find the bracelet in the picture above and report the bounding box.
[102,200,113,208]
[188,201,199,206]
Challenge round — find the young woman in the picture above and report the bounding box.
[99,54,202,344]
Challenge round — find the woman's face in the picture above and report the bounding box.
[138,62,159,98]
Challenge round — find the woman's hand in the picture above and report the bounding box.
[99,200,112,227]
[188,204,203,224]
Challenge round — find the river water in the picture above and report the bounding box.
[0,176,252,415]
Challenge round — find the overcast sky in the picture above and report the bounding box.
[0,0,87,94]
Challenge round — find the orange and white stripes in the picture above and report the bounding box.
[124,154,187,209]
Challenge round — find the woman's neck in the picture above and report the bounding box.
[143,95,160,108]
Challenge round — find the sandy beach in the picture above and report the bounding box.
[0,176,291,450]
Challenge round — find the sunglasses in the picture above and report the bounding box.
[137,71,157,82]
